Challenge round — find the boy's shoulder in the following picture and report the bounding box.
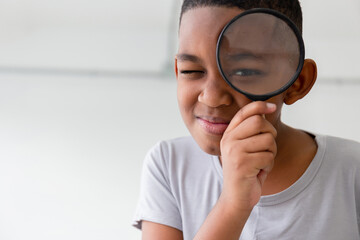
[322,134,360,154]
[143,136,217,184]
[149,136,202,156]
[145,136,209,166]
[318,134,360,166]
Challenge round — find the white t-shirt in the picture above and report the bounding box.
[133,134,360,240]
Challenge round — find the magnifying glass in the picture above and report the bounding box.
[216,8,305,101]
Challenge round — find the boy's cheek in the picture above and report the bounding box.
[177,86,196,122]
[177,80,201,104]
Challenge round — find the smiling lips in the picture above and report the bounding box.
[196,116,230,135]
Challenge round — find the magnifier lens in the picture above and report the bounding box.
[217,10,303,100]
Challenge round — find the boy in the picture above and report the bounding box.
[133,0,360,239]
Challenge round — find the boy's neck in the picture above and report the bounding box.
[261,123,318,196]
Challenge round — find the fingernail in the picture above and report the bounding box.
[266,103,276,110]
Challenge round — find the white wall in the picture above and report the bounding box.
[0,0,360,239]
[0,73,187,239]
[302,0,360,79]
[0,0,180,73]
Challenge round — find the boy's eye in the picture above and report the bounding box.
[231,69,262,77]
[227,68,266,86]
[180,70,204,74]
[179,70,205,79]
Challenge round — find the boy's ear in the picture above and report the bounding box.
[284,59,317,105]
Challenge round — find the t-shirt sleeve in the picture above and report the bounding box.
[132,142,182,231]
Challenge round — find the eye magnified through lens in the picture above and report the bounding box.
[216,8,305,101]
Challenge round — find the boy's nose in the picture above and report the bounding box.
[198,75,232,108]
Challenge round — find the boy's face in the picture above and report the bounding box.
[175,7,284,156]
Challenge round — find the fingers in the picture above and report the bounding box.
[244,151,276,176]
[221,101,278,155]
[226,115,277,141]
[220,134,277,174]
[225,101,276,134]
[239,133,277,154]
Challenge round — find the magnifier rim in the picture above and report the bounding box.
[216,8,305,101]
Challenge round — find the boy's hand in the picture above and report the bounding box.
[219,101,277,212]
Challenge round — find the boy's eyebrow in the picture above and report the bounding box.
[176,53,202,63]
[225,51,264,62]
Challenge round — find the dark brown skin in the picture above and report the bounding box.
[142,6,318,240]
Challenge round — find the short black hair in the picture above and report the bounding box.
[180,0,303,33]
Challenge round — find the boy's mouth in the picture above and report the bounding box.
[196,116,230,135]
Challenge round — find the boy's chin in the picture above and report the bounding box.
[195,135,222,156]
